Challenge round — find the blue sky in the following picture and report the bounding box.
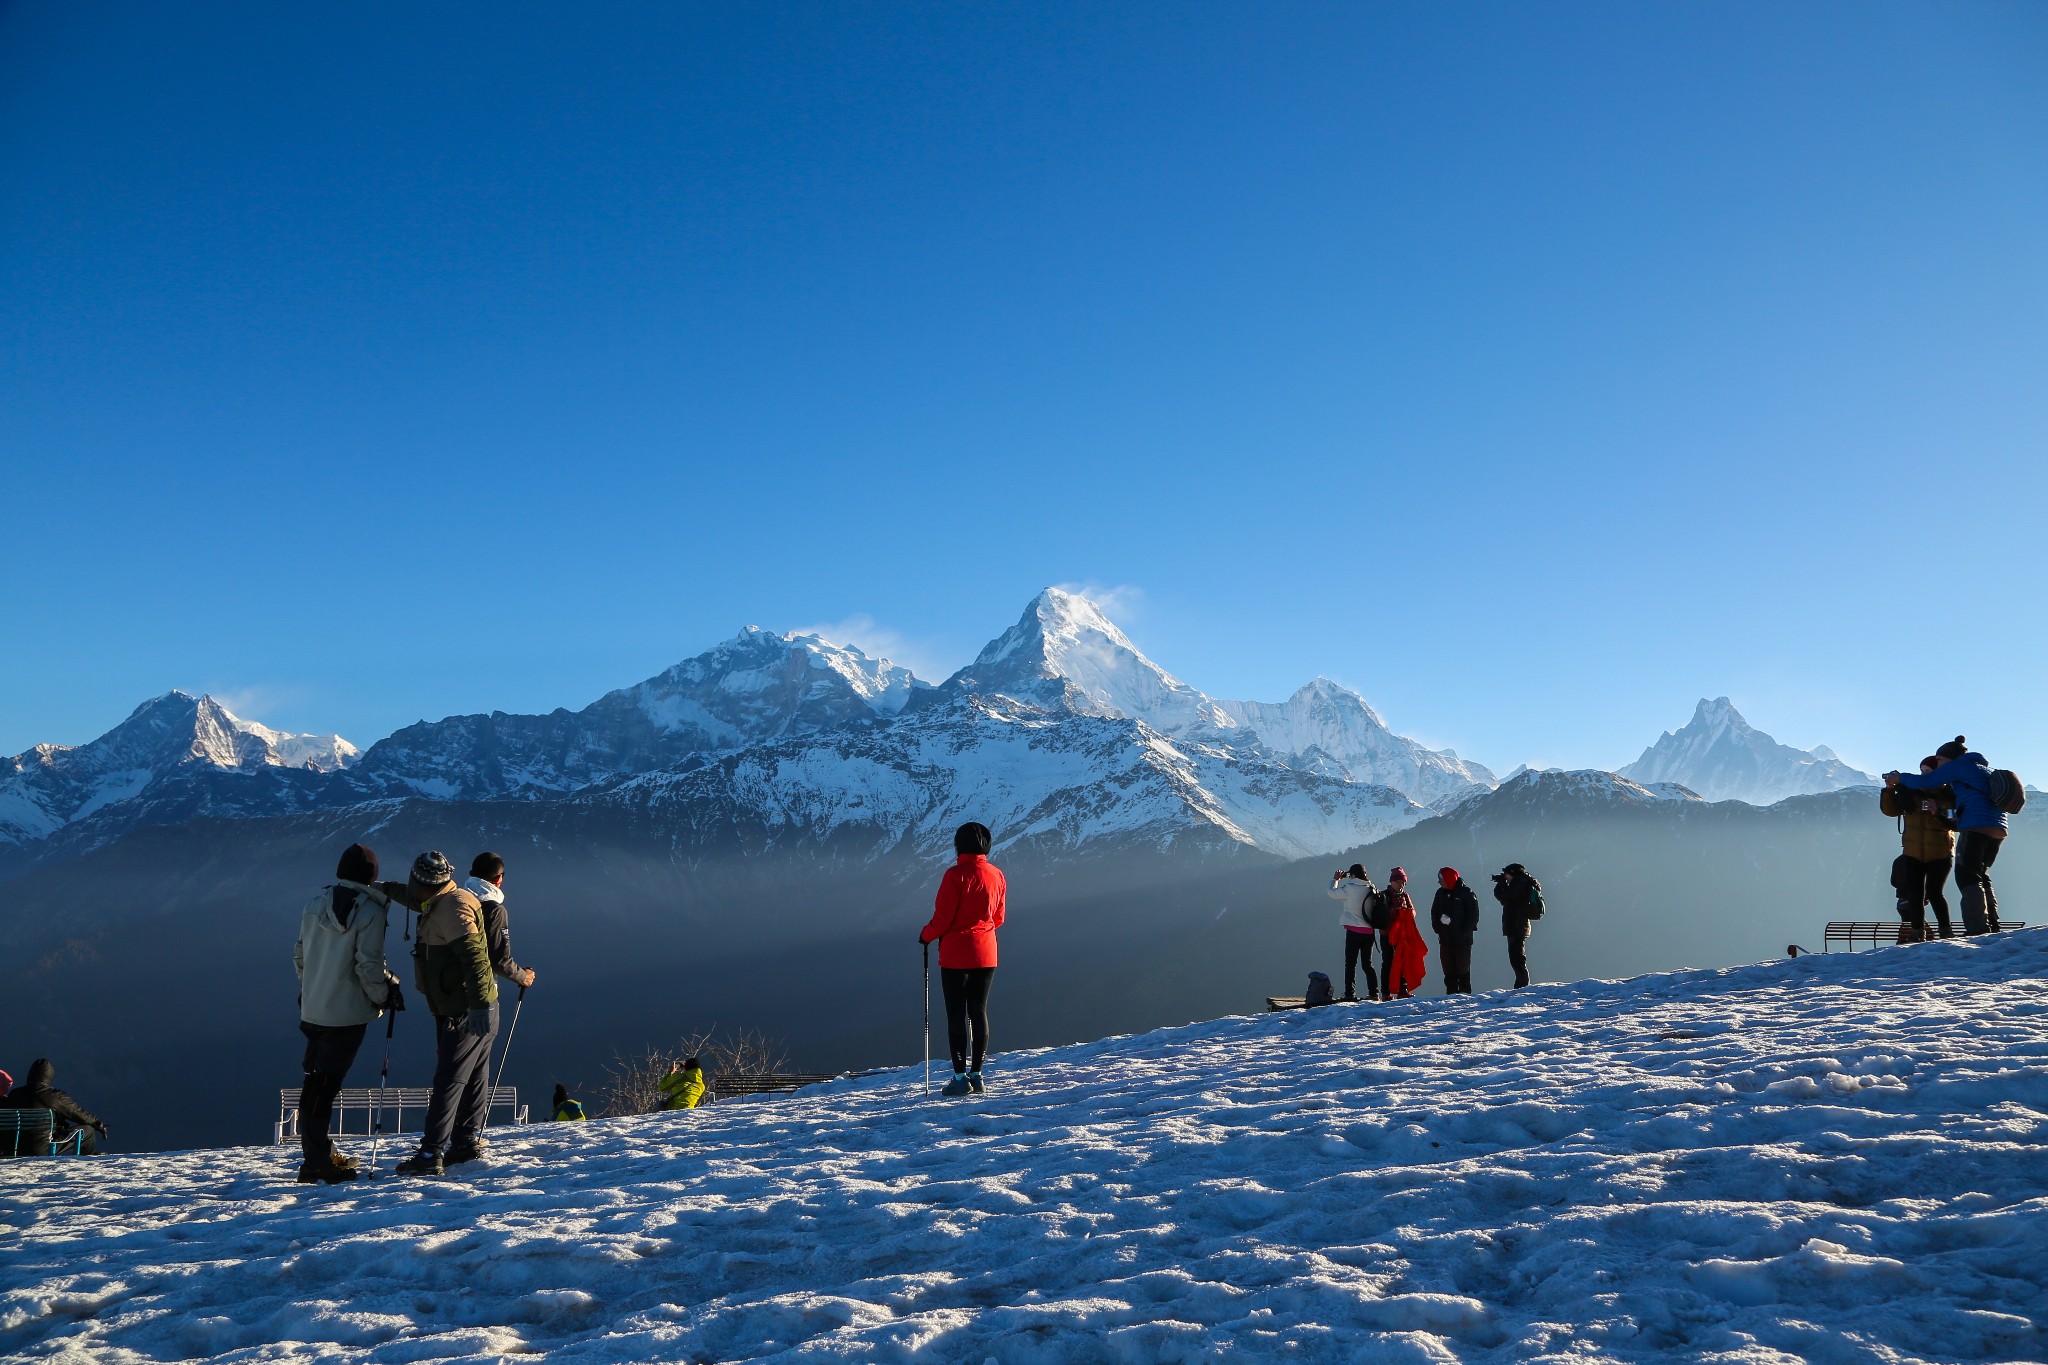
[3,2,2044,777]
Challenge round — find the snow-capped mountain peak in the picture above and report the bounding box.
[1618,697,1874,805]
[1214,677,1496,806]
[943,588,1238,735]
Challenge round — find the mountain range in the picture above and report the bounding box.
[1,589,1881,884]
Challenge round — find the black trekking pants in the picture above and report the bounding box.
[1377,933,1396,996]
[1343,930,1379,999]
[1955,831,2004,936]
[1507,934,1530,988]
[940,966,995,1074]
[422,1002,497,1155]
[1890,854,1953,940]
[1438,938,1474,994]
[298,1021,368,1161]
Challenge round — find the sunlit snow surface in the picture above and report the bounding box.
[6,934,2046,1363]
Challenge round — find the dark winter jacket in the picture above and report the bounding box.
[1430,883,1481,941]
[2,1059,104,1141]
[1493,870,1538,938]
[1895,754,2006,835]
[1880,783,1956,862]
[463,876,527,986]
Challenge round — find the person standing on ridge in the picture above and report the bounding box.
[462,850,536,1159]
[659,1057,705,1110]
[384,851,496,1177]
[919,821,1007,1097]
[1492,863,1541,988]
[1328,864,1380,1001]
[1382,867,1429,998]
[1880,756,1955,942]
[1430,867,1480,994]
[1889,738,2010,935]
[291,841,403,1183]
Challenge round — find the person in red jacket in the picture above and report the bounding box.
[1383,867,1430,999]
[919,821,1007,1097]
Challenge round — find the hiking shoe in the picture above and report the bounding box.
[940,1073,973,1098]
[443,1145,486,1168]
[325,1149,358,1172]
[394,1150,445,1178]
[967,1071,986,1095]
[296,1158,359,1185]
[1341,991,1359,1003]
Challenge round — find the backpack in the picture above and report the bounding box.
[1367,889,1391,932]
[1989,769,2028,815]
[1525,879,1546,920]
[1305,971,1334,1007]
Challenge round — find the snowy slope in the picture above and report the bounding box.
[5,932,2044,1363]
[0,692,355,850]
[1620,697,1875,805]
[1217,678,1496,805]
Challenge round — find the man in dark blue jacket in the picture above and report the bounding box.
[1430,867,1481,994]
[1890,738,2006,935]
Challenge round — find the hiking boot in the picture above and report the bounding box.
[940,1073,973,1098]
[394,1149,445,1178]
[296,1157,359,1185]
[444,1144,487,1168]
[325,1149,358,1172]
[967,1070,986,1095]
[1341,991,1359,1003]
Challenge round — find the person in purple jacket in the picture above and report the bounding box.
[1888,737,2007,935]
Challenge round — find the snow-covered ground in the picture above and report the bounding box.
[6,933,2046,1364]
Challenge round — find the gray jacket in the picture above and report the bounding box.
[295,880,398,1028]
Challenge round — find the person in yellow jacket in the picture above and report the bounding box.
[658,1057,705,1110]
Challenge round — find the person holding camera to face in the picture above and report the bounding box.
[1328,864,1380,1001]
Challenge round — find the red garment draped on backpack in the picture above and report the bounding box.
[919,854,1007,969]
[1384,889,1429,996]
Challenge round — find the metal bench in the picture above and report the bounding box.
[708,1073,841,1102]
[1266,996,1311,1012]
[1824,920,2025,951]
[0,1108,87,1157]
[275,1086,528,1145]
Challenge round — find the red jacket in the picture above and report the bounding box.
[920,855,1007,969]
[1385,893,1429,995]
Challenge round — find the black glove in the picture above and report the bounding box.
[464,1007,493,1039]
[384,978,406,1012]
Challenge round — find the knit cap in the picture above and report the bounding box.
[335,842,378,884]
[410,850,455,888]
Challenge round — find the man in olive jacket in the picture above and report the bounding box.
[385,850,497,1177]
[1880,755,1956,942]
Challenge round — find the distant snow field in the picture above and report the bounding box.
[5,934,2045,1363]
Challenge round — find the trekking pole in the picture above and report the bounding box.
[488,983,528,1127]
[922,940,931,1097]
[368,1006,396,1176]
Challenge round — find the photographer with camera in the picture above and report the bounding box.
[1491,863,1541,988]
[1880,756,1955,942]
[1327,864,1380,1001]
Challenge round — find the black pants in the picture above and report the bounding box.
[299,1020,368,1161]
[1438,938,1473,994]
[1507,934,1530,988]
[1955,831,2004,936]
[1890,854,1953,940]
[1342,931,1379,999]
[422,1002,497,1155]
[940,966,995,1073]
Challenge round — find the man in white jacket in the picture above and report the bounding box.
[293,842,403,1184]
[1328,864,1381,1002]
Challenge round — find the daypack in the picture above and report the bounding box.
[1367,889,1392,932]
[1525,880,1546,920]
[1305,971,1334,1007]
[1989,769,2028,815]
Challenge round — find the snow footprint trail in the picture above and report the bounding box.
[4,934,2046,1364]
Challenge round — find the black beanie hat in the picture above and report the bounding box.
[954,821,993,856]
[1936,736,1968,761]
[336,843,378,884]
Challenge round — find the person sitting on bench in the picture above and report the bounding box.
[3,1059,108,1154]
